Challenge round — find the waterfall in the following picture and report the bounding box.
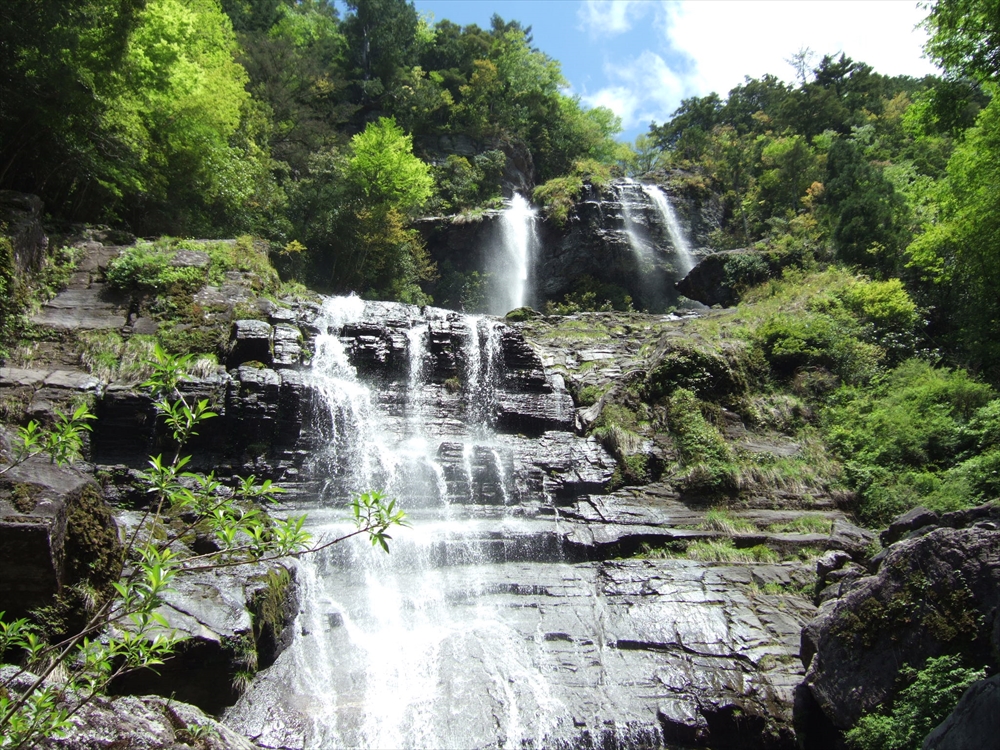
[488,194,538,315]
[641,184,697,276]
[618,178,656,269]
[228,296,591,749]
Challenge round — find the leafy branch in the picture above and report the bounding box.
[0,343,406,748]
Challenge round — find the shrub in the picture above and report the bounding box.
[533,159,613,226]
[106,236,280,296]
[646,343,752,402]
[105,243,203,294]
[544,275,634,315]
[846,655,985,750]
[825,359,996,524]
[841,278,919,333]
[666,389,738,494]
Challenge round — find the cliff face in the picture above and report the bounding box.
[420,176,714,314]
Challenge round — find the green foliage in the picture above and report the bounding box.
[2,404,96,474]
[736,268,924,384]
[533,159,614,226]
[431,151,505,213]
[907,91,1000,376]
[0,237,26,358]
[343,0,418,86]
[756,314,845,375]
[766,514,834,534]
[825,138,910,274]
[106,245,203,295]
[825,359,995,524]
[344,118,433,213]
[544,275,633,315]
[107,236,280,296]
[292,118,435,300]
[34,245,82,303]
[923,0,1000,84]
[645,343,752,403]
[685,539,780,563]
[666,388,738,494]
[846,655,985,750]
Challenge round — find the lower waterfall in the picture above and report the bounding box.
[225,296,646,749]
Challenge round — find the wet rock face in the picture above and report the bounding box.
[0,459,117,619]
[111,562,297,715]
[797,504,1000,739]
[307,300,576,436]
[227,528,815,750]
[534,180,690,313]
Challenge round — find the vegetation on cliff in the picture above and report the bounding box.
[1,0,999,744]
[0,0,624,300]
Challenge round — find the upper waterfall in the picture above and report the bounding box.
[641,183,697,276]
[488,194,538,315]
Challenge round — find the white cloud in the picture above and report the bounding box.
[663,0,939,97]
[582,51,687,129]
[578,0,941,139]
[577,0,648,37]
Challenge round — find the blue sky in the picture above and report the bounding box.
[413,1,940,142]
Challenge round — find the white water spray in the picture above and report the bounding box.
[641,184,697,275]
[490,194,538,314]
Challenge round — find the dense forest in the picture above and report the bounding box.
[0,0,625,302]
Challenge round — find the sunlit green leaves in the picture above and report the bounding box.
[351,490,409,552]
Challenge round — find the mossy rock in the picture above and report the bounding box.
[505,306,540,323]
[645,340,756,403]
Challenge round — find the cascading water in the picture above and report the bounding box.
[488,194,539,315]
[227,296,618,749]
[640,184,698,276]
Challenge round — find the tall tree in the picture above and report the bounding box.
[0,0,145,217]
[825,138,909,273]
[342,0,418,89]
[923,0,1000,83]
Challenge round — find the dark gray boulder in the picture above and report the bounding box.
[1,666,256,749]
[228,319,273,367]
[881,505,940,546]
[111,560,297,715]
[0,458,118,619]
[797,507,1000,738]
[676,248,799,307]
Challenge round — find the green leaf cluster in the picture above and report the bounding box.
[825,360,998,524]
[846,655,985,750]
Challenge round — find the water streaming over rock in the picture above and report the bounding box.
[227,296,629,748]
[488,194,539,314]
[640,184,697,277]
